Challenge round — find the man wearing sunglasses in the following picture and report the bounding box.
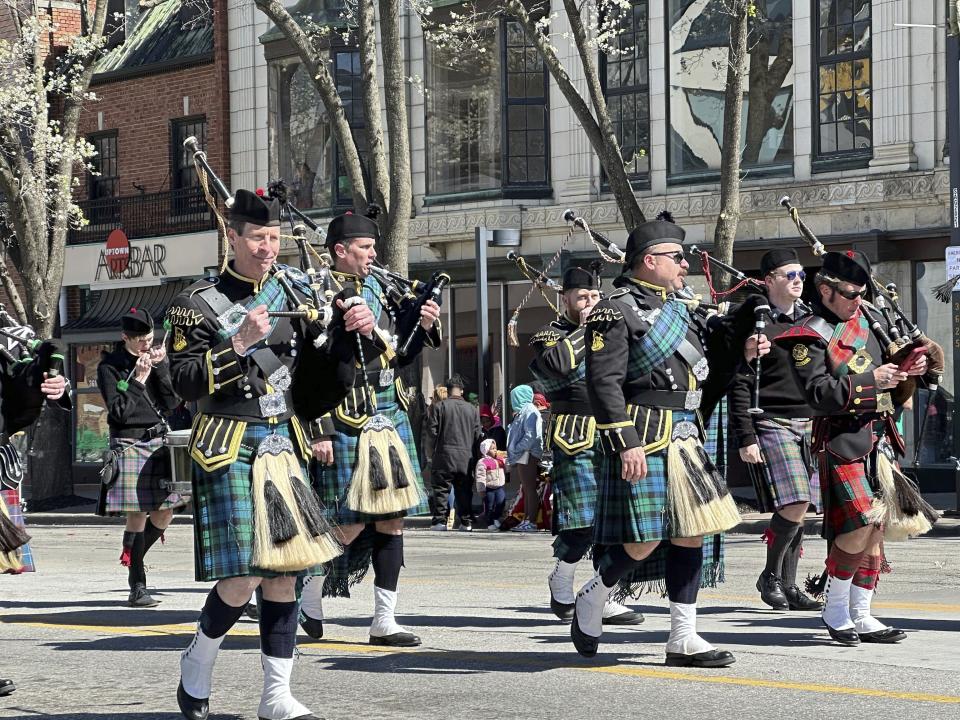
[571,214,767,667]
[730,249,823,613]
[776,250,928,647]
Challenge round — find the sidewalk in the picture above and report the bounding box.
[22,503,960,536]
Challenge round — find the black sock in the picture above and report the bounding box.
[764,512,800,577]
[258,599,298,659]
[143,518,165,555]
[556,528,593,563]
[598,544,640,587]
[199,585,248,639]
[666,544,703,604]
[780,525,804,588]
[592,544,609,572]
[128,532,145,589]
[371,532,403,592]
[121,530,137,550]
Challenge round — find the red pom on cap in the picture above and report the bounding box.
[255,188,265,196]
[129,307,137,312]
[345,210,353,215]
[846,250,855,258]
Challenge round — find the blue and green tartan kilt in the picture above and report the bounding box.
[312,401,428,526]
[550,446,598,535]
[752,418,821,513]
[98,437,186,515]
[191,421,325,582]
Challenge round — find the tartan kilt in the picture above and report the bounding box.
[97,436,186,515]
[750,418,821,513]
[191,421,325,582]
[312,398,427,526]
[1,488,34,574]
[550,443,598,535]
[819,450,877,542]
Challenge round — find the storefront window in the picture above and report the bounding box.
[72,343,113,463]
[913,262,954,466]
[666,0,794,182]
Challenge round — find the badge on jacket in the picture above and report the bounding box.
[792,344,810,367]
[591,331,604,352]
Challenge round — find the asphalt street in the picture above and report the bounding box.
[1,524,958,720]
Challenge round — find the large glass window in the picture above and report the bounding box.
[268,50,365,211]
[815,0,872,162]
[88,132,119,200]
[601,1,650,179]
[666,0,794,182]
[72,343,113,464]
[170,116,207,216]
[426,18,549,198]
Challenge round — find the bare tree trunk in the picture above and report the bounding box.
[506,0,645,230]
[254,0,369,211]
[378,0,412,274]
[713,0,749,287]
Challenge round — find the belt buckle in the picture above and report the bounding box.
[259,392,287,418]
[684,389,702,411]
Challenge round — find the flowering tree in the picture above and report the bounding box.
[0,1,109,335]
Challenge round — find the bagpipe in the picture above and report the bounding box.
[779,196,940,540]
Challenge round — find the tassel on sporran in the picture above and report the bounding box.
[251,434,341,571]
[346,414,424,515]
[666,423,741,538]
[872,448,939,541]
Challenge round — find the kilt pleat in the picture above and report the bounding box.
[191,422,325,582]
[550,445,598,534]
[820,450,876,542]
[97,437,185,515]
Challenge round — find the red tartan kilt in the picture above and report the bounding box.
[822,454,876,539]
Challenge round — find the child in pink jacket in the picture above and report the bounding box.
[475,439,506,530]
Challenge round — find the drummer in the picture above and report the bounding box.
[96,308,183,607]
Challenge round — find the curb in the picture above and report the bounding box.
[23,509,960,537]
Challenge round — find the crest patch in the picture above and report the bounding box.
[792,343,810,367]
[591,331,605,352]
[173,326,188,352]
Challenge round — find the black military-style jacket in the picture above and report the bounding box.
[97,345,179,440]
[585,277,711,455]
[729,298,814,448]
[323,270,441,430]
[167,262,362,469]
[530,315,595,456]
[775,300,899,462]
[0,340,72,439]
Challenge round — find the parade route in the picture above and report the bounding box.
[1,525,958,720]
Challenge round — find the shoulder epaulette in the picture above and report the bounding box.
[531,328,562,346]
[184,277,218,297]
[775,322,828,344]
[586,304,623,325]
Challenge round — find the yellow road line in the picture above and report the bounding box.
[588,665,960,704]
[6,618,960,705]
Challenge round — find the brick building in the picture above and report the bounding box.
[58,0,231,487]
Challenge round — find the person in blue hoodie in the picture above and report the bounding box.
[506,384,543,532]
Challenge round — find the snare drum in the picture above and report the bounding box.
[164,429,194,496]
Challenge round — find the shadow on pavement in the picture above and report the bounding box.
[1,713,240,720]
[0,609,200,627]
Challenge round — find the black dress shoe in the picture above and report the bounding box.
[785,585,823,611]
[822,619,860,646]
[859,627,906,644]
[550,592,575,622]
[570,609,599,658]
[756,571,789,610]
[602,608,645,625]
[177,680,209,720]
[245,602,260,621]
[299,612,324,639]
[665,649,736,668]
[128,584,159,608]
[0,678,15,697]
[369,631,421,647]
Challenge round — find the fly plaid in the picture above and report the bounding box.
[212,268,311,344]
[749,418,821,513]
[625,300,690,378]
[826,313,869,375]
[534,361,585,395]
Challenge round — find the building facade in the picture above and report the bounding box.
[227,0,951,488]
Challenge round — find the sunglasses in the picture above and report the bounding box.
[771,270,806,282]
[828,282,867,300]
[648,250,686,264]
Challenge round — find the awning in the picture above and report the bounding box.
[61,281,190,344]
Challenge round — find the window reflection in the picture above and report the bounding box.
[913,262,954,466]
[667,0,794,179]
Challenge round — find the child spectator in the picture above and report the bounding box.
[474,439,506,530]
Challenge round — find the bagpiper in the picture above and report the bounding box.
[298,210,441,647]
[729,249,822,612]
[571,217,765,666]
[774,250,931,646]
[529,266,643,626]
[168,189,365,720]
[96,307,183,607]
